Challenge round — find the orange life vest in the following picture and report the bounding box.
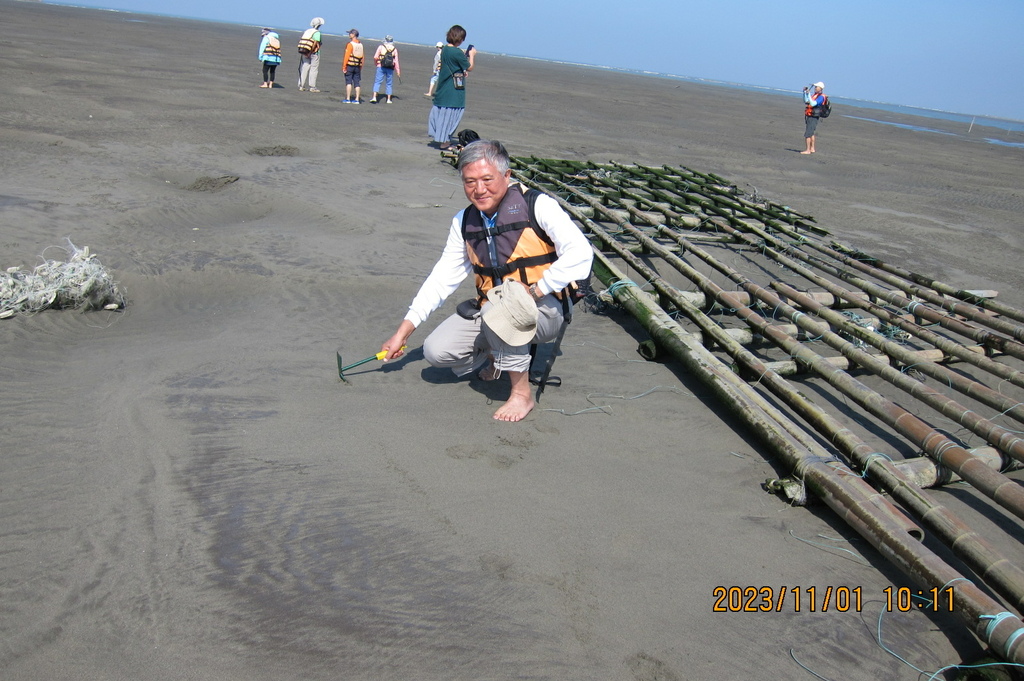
[263,36,281,58]
[805,93,826,117]
[461,184,559,301]
[298,29,320,55]
[346,41,364,67]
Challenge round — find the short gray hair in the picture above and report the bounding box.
[457,140,510,176]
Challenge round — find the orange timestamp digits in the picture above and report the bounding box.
[712,586,863,613]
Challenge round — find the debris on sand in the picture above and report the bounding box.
[1,240,126,319]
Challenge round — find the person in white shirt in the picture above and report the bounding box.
[380,140,593,421]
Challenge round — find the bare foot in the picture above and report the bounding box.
[800,150,813,154]
[493,392,535,422]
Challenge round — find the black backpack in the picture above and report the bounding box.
[380,47,395,69]
[818,96,832,118]
[456,129,481,147]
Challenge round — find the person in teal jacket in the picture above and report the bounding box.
[428,25,475,149]
[258,28,282,89]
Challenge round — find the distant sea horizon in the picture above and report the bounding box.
[40,1,1024,146]
[493,53,1024,147]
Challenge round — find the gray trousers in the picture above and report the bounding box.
[298,53,320,88]
[422,295,567,376]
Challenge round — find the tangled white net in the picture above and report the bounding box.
[0,240,126,319]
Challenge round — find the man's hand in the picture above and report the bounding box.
[381,320,415,360]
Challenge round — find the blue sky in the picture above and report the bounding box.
[46,0,1024,120]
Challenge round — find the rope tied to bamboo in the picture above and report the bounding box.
[605,279,641,295]
[862,452,895,476]
[981,612,1024,660]
[933,440,960,466]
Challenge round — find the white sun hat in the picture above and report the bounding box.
[483,281,538,346]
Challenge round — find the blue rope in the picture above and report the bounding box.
[980,612,1024,660]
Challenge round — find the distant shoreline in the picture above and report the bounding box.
[493,52,1024,132]
[38,0,1023,127]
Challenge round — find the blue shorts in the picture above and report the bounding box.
[345,66,362,87]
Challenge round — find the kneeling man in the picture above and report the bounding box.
[380,139,593,421]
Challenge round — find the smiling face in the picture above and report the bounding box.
[461,158,511,215]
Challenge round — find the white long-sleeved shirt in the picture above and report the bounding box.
[404,192,594,328]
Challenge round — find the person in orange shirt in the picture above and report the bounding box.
[342,29,364,103]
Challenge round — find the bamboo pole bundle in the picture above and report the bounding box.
[588,245,1024,664]
[772,281,1024,426]
[697,218,1024,391]
[722,215,1024,362]
[758,219,1024,343]
[652,231,1024,503]
[503,159,1024,662]
[642,164,807,231]
[830,243,1024,323]
[761,346,982,376]
[518,165,1024,523]
[589,250,922,536]
[594,247,1024,614]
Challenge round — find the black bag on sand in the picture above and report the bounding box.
[456,129,480,147]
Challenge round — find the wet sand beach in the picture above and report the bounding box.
[3,2,1024,679]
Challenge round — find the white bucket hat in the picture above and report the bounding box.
[311,17,325,28]
[483,281,538,346]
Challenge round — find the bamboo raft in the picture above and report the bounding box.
[445,151,1024,665]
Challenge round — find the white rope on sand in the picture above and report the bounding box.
[0,239,126,319]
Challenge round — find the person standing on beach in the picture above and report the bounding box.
[424,42,443,97]
[370,36,401,104]
[802,81,826,154]
[428,25,475,149]
[297,17,324,93]
[379,140,593,422]
[257,28,282,88]
[342,29,364,103]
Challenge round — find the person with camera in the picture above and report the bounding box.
[428,25,476,150]
[801,81,826,154]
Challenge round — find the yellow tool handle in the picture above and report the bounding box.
[375,345,406,360]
